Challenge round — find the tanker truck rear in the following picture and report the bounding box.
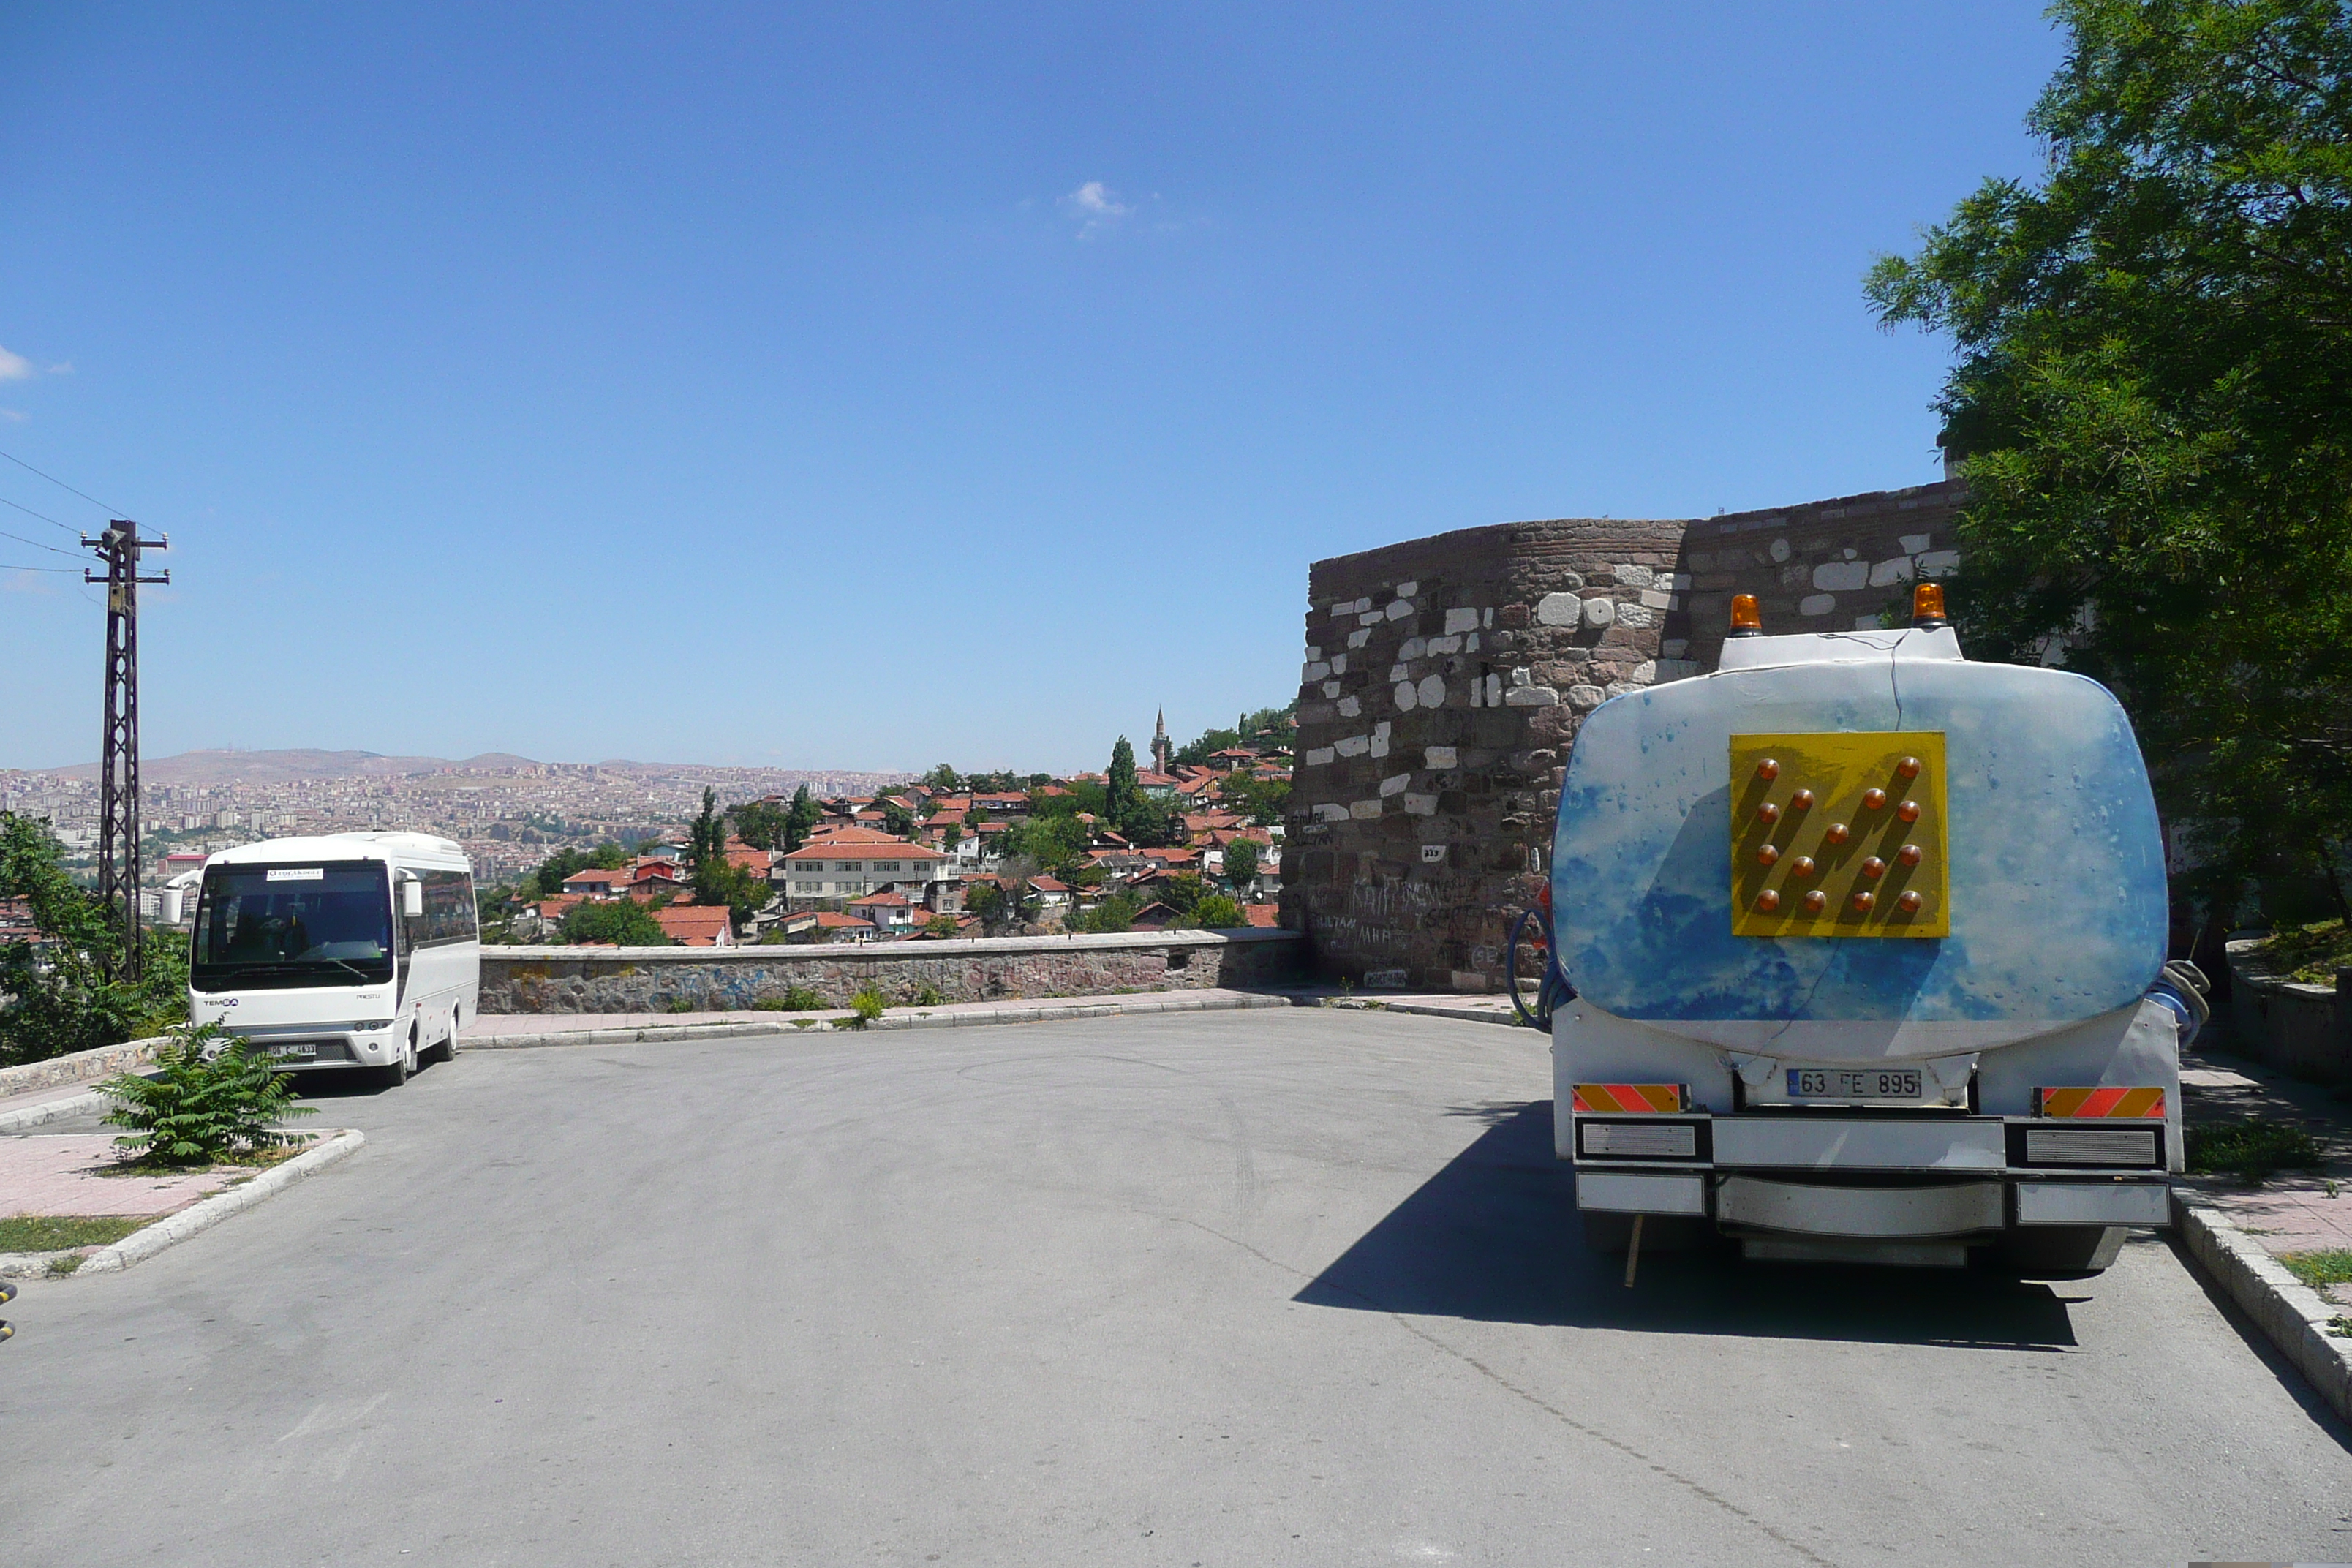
[1550,585,2195,1273]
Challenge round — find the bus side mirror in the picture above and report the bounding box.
[159,889,184,925]
[401,879,425,919]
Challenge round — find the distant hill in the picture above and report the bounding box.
[42,749,543,785]
[29,747,906,792]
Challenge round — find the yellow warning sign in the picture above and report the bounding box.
[1730,731,1948,939]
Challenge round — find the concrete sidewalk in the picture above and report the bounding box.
[2179,1019,2352,1294]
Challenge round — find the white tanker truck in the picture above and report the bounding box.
[1550,583,2201,1273]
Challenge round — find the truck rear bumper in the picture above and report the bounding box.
[1574,1169,2170,1232]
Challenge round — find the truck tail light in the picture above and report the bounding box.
[2035,1087,2166,1119]
[1571,1083,1689,1114]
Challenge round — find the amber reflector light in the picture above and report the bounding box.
[1730,594,1764,633]
[1912,582,1947,626]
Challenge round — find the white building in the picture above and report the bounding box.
[772,829,954,907]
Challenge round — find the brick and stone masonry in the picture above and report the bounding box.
[1283,479,1967,992]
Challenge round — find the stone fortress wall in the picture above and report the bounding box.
[1281,479,1967,992]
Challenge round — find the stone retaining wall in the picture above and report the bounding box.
[2226,938,2350,1082]
[0,1033,168,1099]
[478,929,1306,1014]
[1286,480,1967,990]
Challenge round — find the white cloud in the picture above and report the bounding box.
[0,409,24,423]
[1061,181,1134,238]
[45,361,71,375]
[0,346,33,381]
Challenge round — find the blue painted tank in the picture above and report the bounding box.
[1549,626,2168,1060]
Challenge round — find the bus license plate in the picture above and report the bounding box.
[264,1044,318,1060]
[1788,1068,1922,1101]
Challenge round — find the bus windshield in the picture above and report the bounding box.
[191,862,395,992]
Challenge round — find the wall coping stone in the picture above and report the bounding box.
[486,929,1303,966]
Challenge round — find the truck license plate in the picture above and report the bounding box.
[1787,1068,1921,1101]
[264,1043,318,1060]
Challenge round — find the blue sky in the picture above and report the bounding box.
[0,3,2065,774]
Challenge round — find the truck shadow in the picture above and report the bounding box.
[1292,1101,2084,1350]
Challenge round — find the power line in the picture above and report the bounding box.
[0,445,124,521]
[0,492,80,535]
[0,561,79,573]
[0,524,83,558]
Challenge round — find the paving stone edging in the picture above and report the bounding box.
[466,990,1302,1049]
[2174,1188,2352,1423]
[0,1088,105,1134]
[62,1129,367,1277]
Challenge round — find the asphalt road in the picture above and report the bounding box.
[4,1009,2347,1567]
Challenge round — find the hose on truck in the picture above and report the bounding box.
[1505,886,1576,1030]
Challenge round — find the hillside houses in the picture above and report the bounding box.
[509,731,1292,948]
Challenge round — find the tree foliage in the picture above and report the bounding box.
[559,900,672,946]
[1075,893,1138,934]
[785,785,821,852]
[0,812,187,1066]
[1190,894,1246,929]
[525,842,629,899]
[1223,837,1261,888]
[1867,0,2352,916]
[729,799,790,851]
[1105,737,1140,827]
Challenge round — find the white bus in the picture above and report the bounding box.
[178,832,479,1088]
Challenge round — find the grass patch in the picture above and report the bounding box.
[0,1215,147,1253]
[755,986,826,1012]
[48,1253,84,1276]
[663,996,697,1014]
[103,1139,310,1177]
[2185,1118,2326,1183]
[2280,1249,2352,1291]
[2246,919,2352,984]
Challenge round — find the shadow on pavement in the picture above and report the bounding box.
[1293,1101,2085,1351]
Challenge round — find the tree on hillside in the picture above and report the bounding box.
[559,899,671,946]
[921,764,961,791]
[1105,737,1139,826]
[730,799,789,851]
[785,784,821,852]
[1190,894,1245,930]
[1868,0,2352,917]
[688,788,725,870]
[1076,893,1138,934]
[1223,837,1261,889]
[526,843,629,900]
[1000,813,1088,874]
[0,813,187,1064]
[881,800,919,840]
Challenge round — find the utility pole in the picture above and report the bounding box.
[83,522,168,979]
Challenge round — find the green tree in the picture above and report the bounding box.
[1868,0,2352,916]
[921,763,961,791]
[922,912,960,938]
[730,799,789,851]
[0,813,187,1065]
[1191,894,1245,929]
[1105,737,1139,827]
[559,900,672,946]
[785,784,821,852]
[526,842,628,899]
[688,788,725,870]
[1223,837,1261,889]
[1076,893,1138,934]
[1158,872,1206,914]
[881,800,919,840]
[1000,813,1089,873]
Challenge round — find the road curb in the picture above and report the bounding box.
[72,1128,366,1276]
[464,990,1303,1049]
[0,1089,103,1134]
[2173,1188,2352,1424]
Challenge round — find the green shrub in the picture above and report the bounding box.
[2185,1118,2325,1183]
[845,987,886,1028]
[913,982,944,1007]
[97,1022,316,1167]
[663,995,696,1014]
[754,985,826,1012]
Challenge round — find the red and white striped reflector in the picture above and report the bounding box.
[1570,1083,1687,1114]
[2035,1086,2166,1119]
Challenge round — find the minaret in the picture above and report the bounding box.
[1153,709,1171,775]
